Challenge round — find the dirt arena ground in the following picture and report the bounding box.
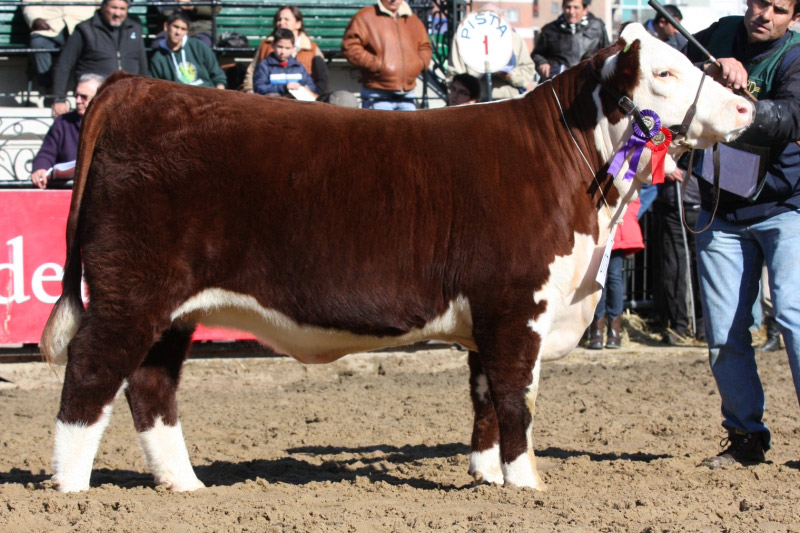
[1,325,799,532]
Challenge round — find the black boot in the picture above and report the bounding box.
[701,429,767,469]
[587,315,605,350]
[760,316,781,352]
[605,315,622,349]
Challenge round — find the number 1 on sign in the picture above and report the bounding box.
[483,35,488,55]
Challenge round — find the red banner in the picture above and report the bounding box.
[0,190,252,344]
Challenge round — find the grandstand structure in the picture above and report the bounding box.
[1,0,467,182]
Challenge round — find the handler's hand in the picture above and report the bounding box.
[706,58,748,91]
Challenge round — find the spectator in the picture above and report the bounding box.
[652,165,704,345]
[587,198,644,350]
[253,28,316,97]
[30,73,104,189]
[689,0,800,469]
[154,0,220,49]
[242,6,328,95]
[342,0,432,110]
[22,0,98,91]
[644,3,688,50]
[150,12,226,89]
[644,5,697,346]
[531,0,609,81]
[448,73,480,106]
[51,0,147,117]
[447,5,536,101]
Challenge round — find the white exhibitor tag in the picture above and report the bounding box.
[595,234,615,287]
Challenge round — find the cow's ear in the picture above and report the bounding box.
[607,38,641,96]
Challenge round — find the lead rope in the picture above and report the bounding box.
[549,81,626,288]
[548,81,615,222]
[680,144,721,234]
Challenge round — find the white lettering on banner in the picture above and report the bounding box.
[32,263,63,304]
[0,236,64,305]
[1,236,30,304]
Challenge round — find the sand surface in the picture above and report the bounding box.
[1,338,799,532]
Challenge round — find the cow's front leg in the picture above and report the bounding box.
[467,350,503,484]
[126,326,204,492]
[476,327,545,490]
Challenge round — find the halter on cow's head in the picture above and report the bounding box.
[592,23,753,195]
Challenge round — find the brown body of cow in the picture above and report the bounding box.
[41,25,752,492]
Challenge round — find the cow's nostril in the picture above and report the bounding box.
[737,102,753,118]
[735,102,754,126]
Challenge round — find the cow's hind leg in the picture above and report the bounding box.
[52,315,157,492]
[125,325,203,492]
[474,319,545,490]
[467,350,503,484]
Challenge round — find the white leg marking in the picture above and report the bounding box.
[138,417,204,491]
[502,358,545,490]
[52,404,113,493]
[469,443,503,485]
[502,449,544,489]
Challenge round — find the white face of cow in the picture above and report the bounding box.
[595,23,753,192]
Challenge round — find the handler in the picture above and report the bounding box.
[689,0,800,468]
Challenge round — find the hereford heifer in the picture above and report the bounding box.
[41,24,751,493]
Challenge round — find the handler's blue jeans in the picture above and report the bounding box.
[696,208,800,450]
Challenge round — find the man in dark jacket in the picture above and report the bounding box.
[30,73,104,188]
[690,0,800,470]
[531,0,608,80]
[51,0,147,117]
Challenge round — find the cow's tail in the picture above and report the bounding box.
[40,76,116,366]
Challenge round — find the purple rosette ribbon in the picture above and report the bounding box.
[607,109,661,181]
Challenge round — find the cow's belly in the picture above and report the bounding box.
[530,232,603,362]
[171,289,477,363]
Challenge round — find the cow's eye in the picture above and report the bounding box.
[657,70,671,78]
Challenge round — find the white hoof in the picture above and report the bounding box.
[502,453,545,490]
[138,418,203,492]
[159,475,205,492]
[469,445,503,485]
[51,474,91,493]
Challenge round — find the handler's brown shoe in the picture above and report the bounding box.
[701,429,766,469]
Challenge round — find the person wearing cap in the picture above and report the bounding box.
[644,3,688,50]
[51,0,147,117]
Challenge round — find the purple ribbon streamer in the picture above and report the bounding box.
[608,109,661,181]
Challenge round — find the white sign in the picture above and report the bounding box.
[454,11,514,74]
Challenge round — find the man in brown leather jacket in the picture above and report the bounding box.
[342,0,432,110]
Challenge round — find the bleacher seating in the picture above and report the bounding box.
[0,0,30,53]
[212,0,370,55]
[0,1,371,58]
